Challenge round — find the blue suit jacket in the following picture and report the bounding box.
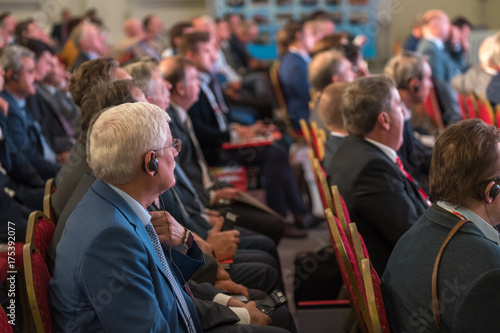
[279,52,310,130]
[416,39,461,83]
[50,180,205,332]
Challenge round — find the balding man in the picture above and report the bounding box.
[70,22,107,72]
[416,9,461,83]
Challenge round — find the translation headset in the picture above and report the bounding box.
[413,84,420,93]
[5,72,18,82]
[489,181,500,201]
[143,152,159,175]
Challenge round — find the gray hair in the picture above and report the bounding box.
[0,45,34,73]
[308,50,346,91]
[484,33,500,69]
[342,75,396,136]
[87,102,171,185]
[123,61,158,97]
[383,51,426,90]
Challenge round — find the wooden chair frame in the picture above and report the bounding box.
[310,121,326,161]
[23,243,47,333]
[25,211,54,245]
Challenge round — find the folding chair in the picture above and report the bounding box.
[25,211,56,265]
[23,243,54,333]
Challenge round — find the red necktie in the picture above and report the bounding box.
[396,157,431,206]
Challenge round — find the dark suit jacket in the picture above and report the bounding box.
[228,33,249,74]
[328,136,428,274]
[322,134,344,174]
[382,205,500,332]
[188,84,232,166]
[50,180,205,332]
[278,52,310,131]
[69,52,91,73]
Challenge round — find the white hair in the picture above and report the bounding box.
[481,33,500,69]
[0,45,34,73]
[87,102,171,185]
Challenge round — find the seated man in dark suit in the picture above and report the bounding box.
[384,51,434,191]
[328,75,429,274]
[180,31,319,229]
[382,119,500,332]
[317,82,349,173]
[0,45,59,180]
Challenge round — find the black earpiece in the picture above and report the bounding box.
[143,153,159,175]
[490,184,500,201]
[8,72,18,82]
[413,84,420,93]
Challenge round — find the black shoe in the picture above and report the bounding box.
[283,224,308,238]
[295,213,324,230]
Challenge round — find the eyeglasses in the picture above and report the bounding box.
[155,138,182,154]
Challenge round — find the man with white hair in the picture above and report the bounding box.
[50,102,206,332]
[70,22,107,72]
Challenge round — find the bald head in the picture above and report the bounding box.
[422,9,450,41]
[317,82,349,133]
[123,18,144,38]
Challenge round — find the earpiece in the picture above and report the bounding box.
[490,183,500,201]
[7,72,18,82]
[413,84,420,93]
[143,153,159,175]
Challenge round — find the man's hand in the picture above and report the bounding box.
[214,279,249,299]
[150,210,185,247]
[206,218,239,260]
[193,233,213,254]
[244,301,272,326]
[213,187,239,205]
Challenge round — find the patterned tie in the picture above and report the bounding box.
[396,157,431,206]
[184,116,215,189]
[144,222,196,333]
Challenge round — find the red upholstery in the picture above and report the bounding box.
[476,98,495,125]
[458,94,467,119]
[370,265,391,332]
[33,218,56,264]
[32,251,54,333]
[0,242,24,280]
[339,194,351,225]
[0,305,13,333]
[422,87,444,129]
[465,95,477,118]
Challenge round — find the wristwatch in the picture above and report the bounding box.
[174,229,194,252]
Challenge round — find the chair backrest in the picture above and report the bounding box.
[457,93,468,120]
[496,105,500,127]
[349,224,391,333]
[0,304,13,333]
[25,211,56,265]
[422,87,445,130]
[299,119,313,151]
[23,243,54,333]
[312,158,335,213]
[325,209,371,333]
[476,95,496,126]
[331,185,349,235]
[465,92,478,118]
[310,121,326,161]
[44,178,55,198]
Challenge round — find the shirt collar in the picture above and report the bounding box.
[288,47,311,64]
[4,90,25,108]
[401,101,412,121]
[437,201,500,245]
[170,102,187,124]
[107,183,151,227]
[424,36,445,51]
[197,72,211,85]
[84,51,100,60]
[330,131,347,138]
[364,138,398,163]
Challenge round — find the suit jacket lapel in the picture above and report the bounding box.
[90,180,169,281]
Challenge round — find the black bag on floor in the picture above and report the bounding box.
[294,245,343,307]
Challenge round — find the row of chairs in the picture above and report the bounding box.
[1,178,57,333]
[301,119,390,333]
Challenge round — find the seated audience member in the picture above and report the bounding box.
[69,21,107,72]
[382,119,500,332]
[317,82,349,172]
[416,10,462,83]
[49,102,202,332]
[113,18,145,62]
[24,39,74,160]
[453,33,499,99]
[51,8,71,50]
[123,60,172,110]
[51,57,132,223]
[308,10,335,36]
[308,49,356,130]
[58,17,85,68]
[15,18,52,46]
[227,20,264,75]
[278,21,318,131]
[384,51,434,190]
[0,12,16,45]
[0,45,60,179]
[328,76,429,274]
[403,14,424,52]
[180,31,320,229]
[446,16,472,72]
[160,55,303,240]
[132,14,165,61]
[162,21,193,58]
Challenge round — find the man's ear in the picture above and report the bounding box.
[408,77,420,92]
[175,82,185,96]
[378,111,391,131]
